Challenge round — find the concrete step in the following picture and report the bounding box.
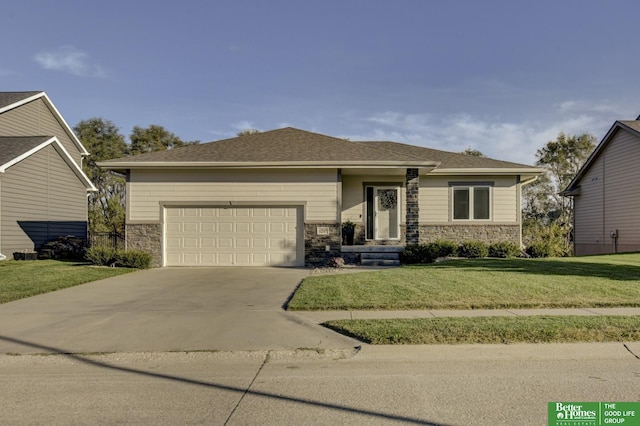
[360,252,400,261]
[361,258,401,267]
[341,245,403,253]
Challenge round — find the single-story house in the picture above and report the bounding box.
[563,119,640,255]
[99,127,543,267]
[0,92,95,260]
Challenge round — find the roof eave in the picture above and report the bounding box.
[98,160,440,170]
[428,167,545,175]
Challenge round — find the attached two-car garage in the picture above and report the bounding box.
[165,206,302,267]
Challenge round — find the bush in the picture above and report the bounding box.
[488,241,521,258]
[85,246,118,266]
[432,240,458,258]
[85,247,152,269]
[401,244,439,264]
[526,242,555,258]
[457,241,489,258]
[523,222,570,257]
[115,249,153,269]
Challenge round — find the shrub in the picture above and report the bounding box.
[115,249,153,269]
[526,242,554,258]
[523,222,570,257]
[432,240,457,258]
[401,244,439,264]
[85,246,118,266]
[85,247,152,269]
[488,241,521,258]
[457,241,489,258]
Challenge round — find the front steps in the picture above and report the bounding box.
[341,245,402,267]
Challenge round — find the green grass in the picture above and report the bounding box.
[288,253,640,311]
[0,260,136,304]
[323,315,640,344]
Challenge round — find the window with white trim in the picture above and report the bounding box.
[452,185,491,220]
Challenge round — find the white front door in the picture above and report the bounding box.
[366,186,401,240]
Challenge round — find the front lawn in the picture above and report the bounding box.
[287,253,640,311]
[0,260,136,304]
[323,315,640,344]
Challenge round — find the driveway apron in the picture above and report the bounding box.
[0,268,358,354]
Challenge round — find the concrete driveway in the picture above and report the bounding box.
[0,268,358,355]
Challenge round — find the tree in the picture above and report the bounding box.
[128,124,198,155]
[74,118,128,234]
[522,132,596,253]
[236,129,261,136]
[461,147,486,157]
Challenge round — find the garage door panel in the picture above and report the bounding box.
[219,222,233,232]
[253,222,268,233]
[219,238,233,248]
[166,206,300,266]
[253,238,268,248]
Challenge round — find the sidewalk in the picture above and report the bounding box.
[294,306,640,323]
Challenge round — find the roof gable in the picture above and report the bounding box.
[0,136,96,191]
[0,91,89,156]
[563,120,640,194]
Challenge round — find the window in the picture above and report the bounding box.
[452,186,491,220]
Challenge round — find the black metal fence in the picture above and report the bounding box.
[89,232,126,250]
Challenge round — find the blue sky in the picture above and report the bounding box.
[3,0,640,164]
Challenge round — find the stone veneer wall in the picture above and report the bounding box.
[126,223,163,267]
[419,224,520,245]
[405,168,420,245]
[305,223,341,266]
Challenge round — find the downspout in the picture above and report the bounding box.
[0,253,5,261]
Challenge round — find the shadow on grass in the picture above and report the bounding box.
[424,257,640,281]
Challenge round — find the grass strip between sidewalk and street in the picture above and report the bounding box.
[287,254,640,311]
[322,315,640,345]
[0,260,136,304]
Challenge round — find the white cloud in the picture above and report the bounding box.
[232,120,256,131]
[34,45,106,78]
[344,103,626,165]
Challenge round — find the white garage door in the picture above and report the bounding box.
[165,206,300,267]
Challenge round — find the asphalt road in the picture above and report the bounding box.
[2,343,639,425]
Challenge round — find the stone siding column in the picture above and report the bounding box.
[405,168,420,245]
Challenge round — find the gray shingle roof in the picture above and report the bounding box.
[618,120,640,133]
[101,127,539,170]
[0,92,43,110]
[0,136,52,167]
[104,127,429,163]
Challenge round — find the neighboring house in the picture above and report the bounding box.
[99,127,543,267]
[563,119,640,256]
[0,92,95,260]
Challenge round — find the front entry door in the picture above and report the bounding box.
[366,186,400,240]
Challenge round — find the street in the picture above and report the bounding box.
[2,342,639,425]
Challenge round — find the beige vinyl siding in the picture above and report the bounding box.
[128,169,339,222]
[602,131,640,242]
[419,175,519,223]
[575,129,640,254]
[574,155,604,248]
[0,98,83,165]
[0,145,87,254]
[341,175,405,223]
